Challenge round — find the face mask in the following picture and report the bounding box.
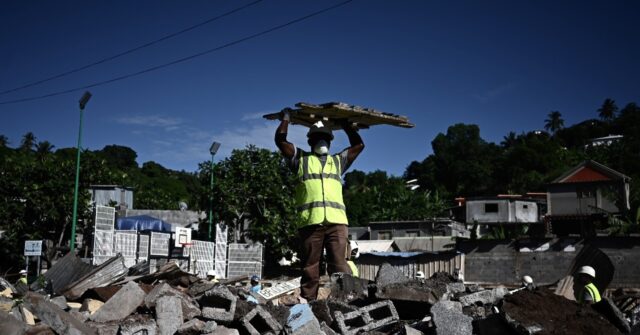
[314,140,329,155]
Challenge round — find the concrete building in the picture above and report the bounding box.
[90,185,134,209]
[465,197,540,224]
[367,219,468,240]
[546,160,631,236]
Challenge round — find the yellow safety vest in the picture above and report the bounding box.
[347,260,359,278]
[580,283,601,303]
[295,152,348,226]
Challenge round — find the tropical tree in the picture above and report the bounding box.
[0,135,8,148]
[598,98,618,122]
[544,111,564,134]
[19,132,36,151]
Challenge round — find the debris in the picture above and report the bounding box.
[334,300,400,335]
[200,285,237,322]
[145,282,201,320]
[0,310,27,335]
[330,273,370,302]
[119,315,158,335]
[375,263,412,289]
[90,281,146,323]
[156,295,184,335]
[458,286,509,307]
[62,255,128,300]
[80,299,104,315]
[257,276,301,301]
[20,305,36,325]
[592,297,631,333]
[241,305,282,335]
[430,300,473,335]
[285,303,324,335]
[177,319,206,335]
[42,252,94,295]
[23,293,97,335]
[50,295,68,310]
[0,295,14,312]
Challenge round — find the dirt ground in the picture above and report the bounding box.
[502,289,621,335]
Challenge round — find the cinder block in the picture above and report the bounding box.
[145,282,201,320]
[241,306,282,335]
[200,285,237,322]
[90,281,146,322]
[334,300,399,335]
[156,295,183,335]
[285,304,323,335]
[430,300,472,335]
[119,315,158,335]
[177,318,206,335]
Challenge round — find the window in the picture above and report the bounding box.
[577,189,594,198]
[378,231,392,240]
[522,205,528,209]
[406,231,420,238]
[484,203,499,213]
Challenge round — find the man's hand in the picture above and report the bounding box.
[279,108,293,122]
[338,119,356,131]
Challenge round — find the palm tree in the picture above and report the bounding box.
[501,131,518,148]
[598,98,618,122]
[36,141,55,154]
[19,132,36,151]
[544,111,564,134]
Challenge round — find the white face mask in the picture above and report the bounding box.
[314,140,329,155]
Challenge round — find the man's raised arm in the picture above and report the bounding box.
[342,121,364,165]
[275,108,295,159]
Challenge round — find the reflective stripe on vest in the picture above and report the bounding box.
[295,152,348,225]
[347,260,359,278]
[584,283,601,303]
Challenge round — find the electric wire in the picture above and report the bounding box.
[0,0,264,97]
[0,0,354,105]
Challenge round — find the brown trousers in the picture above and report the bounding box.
[298,224,349,300]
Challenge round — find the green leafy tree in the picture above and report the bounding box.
[198,145,300,264]
[0,134,8,148]
[19,132,36,152]
[544,111,564,134]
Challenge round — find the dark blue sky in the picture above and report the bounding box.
[2,1,639,176]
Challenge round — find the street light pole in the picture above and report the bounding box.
[209,141,221,241]
[70,91,92,252]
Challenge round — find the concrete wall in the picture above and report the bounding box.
[91,187,134,209]
[459,237,640,288]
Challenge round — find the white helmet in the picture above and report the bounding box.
[522,275,533,285]
[577,266,596,278]
[206,270,216,277]
[19,270,27,275]
[415,271,425,279]
[350,240,360,258]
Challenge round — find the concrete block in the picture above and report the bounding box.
[285,304,324,335]
[241,306,282,335]
[375,284,441,305]
[202,321,218,333]
[430,301,472,335]
[404,324,425,335]
[145,282,201,320]
[176,318,206,335]
[86,322,118,335]
[447,282,467,294]
[156,295,183,335]
[23,293,97,335]
[0,310,27,335]
[320,321,338,335]
[20,306,36,325]
[119,315,158,335]
[200,285,237,322]
[50,296,68,310]
[66,302,82,310]
[458,287,509,307]
[375,263,411,289]
[0,296,14,312]
[334,300,399,335]
[80,299,104,315]
[25,324,57,335]
[208,325,240,335]
[329,273,369,301]
[68,310,89,322]
[310,299,357,326]
[90,281,146,323]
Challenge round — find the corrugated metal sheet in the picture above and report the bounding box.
[356,251,464,281]
[43,252,95,295]
[355,240,395,253]
[62,254,128,300]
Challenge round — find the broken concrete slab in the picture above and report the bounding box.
[310,298,357,326]
[25,324,57,335]
[320,322,338,335]
[430,301,472,335]
[68,310,89,323]
[375,263,412,289]
[241,306,283,335]
[200,285,237,322]
[458,287,509,307]
[156,295,184,335]
[50,295,68,310]
[119,315,158,335]
[23,293,97,335]
[0,296,14,312]
[0,310,27,335]
[206,325,239,335]
[202,321,218,334]
[85,322,119,335]
[145,282,201,320]
[176,318,206,335]
[447,282,467,295]
[80,298,104,315]
[20,305,36,325]
[188,280,216,297]
[334,300,400,335]
[375,283,442,305]
[593,297,631,333]
[90,281,146,323]
[404,324,425,335]
[285,304,324,335]
[330,273,369,301]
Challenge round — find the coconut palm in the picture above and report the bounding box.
[544,111,564,134]
[19,132,36,151]
[0,135,8,148]
[598,98,618,122]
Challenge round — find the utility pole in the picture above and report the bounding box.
[70,91,92,252]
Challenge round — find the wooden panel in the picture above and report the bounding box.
[263,101,414,130]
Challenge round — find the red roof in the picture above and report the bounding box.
[563,166,611,183]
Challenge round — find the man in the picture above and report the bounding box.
[275,108,364,301]
[575,265,601,304]
[206,270,219,284]
[347,240,359,278]
[249,275,262,293]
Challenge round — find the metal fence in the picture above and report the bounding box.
[227,243,263,278]
[356,251,464,281]
[93,206,115,265]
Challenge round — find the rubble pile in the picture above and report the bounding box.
[0,257,638,335]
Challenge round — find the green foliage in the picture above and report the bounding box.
[197,145,300,264]
[544,111,564,134]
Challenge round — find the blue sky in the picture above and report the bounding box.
[1,1,639,176]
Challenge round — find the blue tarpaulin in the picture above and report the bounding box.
[116,215,172,232]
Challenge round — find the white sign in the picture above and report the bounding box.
[24,240,43,256]
[257,277,301,300]
[174,227,192,247]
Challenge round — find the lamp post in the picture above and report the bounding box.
[70,91,92,252]
[209,141,221,241]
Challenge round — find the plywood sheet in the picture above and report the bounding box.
[263,102,414,130]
